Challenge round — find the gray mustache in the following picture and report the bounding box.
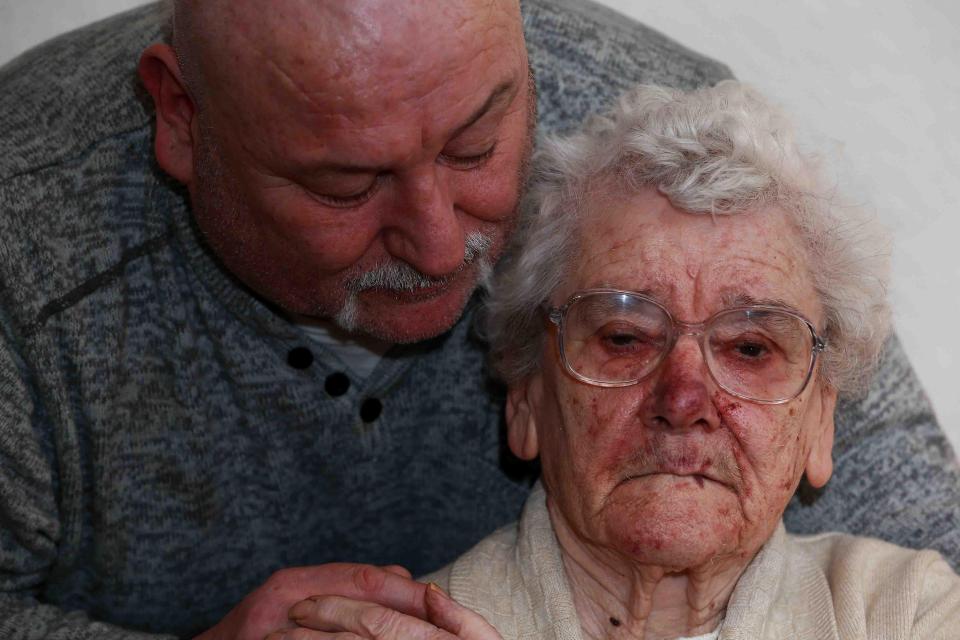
[345,232,493,293]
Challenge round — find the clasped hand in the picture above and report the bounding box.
[193,563,503,640]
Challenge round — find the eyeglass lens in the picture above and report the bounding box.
[561,292,816,402]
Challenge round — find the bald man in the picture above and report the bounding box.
[1,1,958,639]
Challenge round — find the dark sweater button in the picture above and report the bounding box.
[287,347,314,370]
[325,372,350,397]
[360,398,383,423]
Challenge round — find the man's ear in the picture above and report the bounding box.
[505,375,542,461]
[804,383,838,488]
[138,43,196,184]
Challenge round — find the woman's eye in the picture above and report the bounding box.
[597,324,661,353]
[438,144,496,170]
[606,333,639,347]
[733,341,768,359]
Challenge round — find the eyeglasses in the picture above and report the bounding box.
[546,289,827,404]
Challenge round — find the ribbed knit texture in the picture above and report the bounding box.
[425,484,960,639]
[0,1,957,638]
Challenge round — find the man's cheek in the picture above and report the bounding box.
[254,199,383,273]
[452,162,524,223]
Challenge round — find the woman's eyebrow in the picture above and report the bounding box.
[724,292,802,315]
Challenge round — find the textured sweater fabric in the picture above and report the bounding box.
[0,1,957,639]
[425,484,960,640]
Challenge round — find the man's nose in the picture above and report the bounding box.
[641,338,721,432]
[381,167,466,277]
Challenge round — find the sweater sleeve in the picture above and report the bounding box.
[0,312,174,640]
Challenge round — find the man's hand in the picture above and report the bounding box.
[192,563,434,640]
[275,580,503,640]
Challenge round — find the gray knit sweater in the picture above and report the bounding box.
[0,1,957,639]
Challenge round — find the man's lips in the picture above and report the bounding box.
[375,281,451,302]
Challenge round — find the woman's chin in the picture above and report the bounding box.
[602,474,744,569]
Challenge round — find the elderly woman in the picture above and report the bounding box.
[417,82,960,639]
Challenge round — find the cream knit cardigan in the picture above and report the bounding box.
[424,484,960,639]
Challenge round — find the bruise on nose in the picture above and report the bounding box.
[657,378,711,424]
[647,349,719,430]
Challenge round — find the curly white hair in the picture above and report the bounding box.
[484,81,891,396]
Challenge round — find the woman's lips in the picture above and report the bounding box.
[618,439,742,491]
[631,471,719,490]
[620,456,738,491]
[627,469,719,483]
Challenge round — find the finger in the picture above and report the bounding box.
[424,583,503,640]
[379,565,413,580]
[265,630,365,640]
[289,595,455,639]
[291,564,429,619]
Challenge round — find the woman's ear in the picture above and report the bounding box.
[138,43,197,184]
[804,384,838,488]
[506,376,542,461]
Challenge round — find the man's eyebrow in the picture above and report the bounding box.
[296,81,519,175]
[449,80,519,139]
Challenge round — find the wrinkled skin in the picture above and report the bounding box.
[507,188,837,638]
[141,0,534,343]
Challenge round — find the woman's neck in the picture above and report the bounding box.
[549,502,749,640]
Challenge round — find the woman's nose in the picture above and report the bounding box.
[380,167,466,278]
[641,338,721,432]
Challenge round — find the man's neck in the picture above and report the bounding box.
[548,500,746,640]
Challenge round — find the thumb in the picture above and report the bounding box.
[424,583,503,639]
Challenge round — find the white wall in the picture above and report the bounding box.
[1,0,958,452]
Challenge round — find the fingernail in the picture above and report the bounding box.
[428,582,450,599]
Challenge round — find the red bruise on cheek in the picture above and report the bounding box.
[586,396,603,437]
[713,391,742,415]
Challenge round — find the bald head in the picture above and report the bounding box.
[168,0,524,106]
